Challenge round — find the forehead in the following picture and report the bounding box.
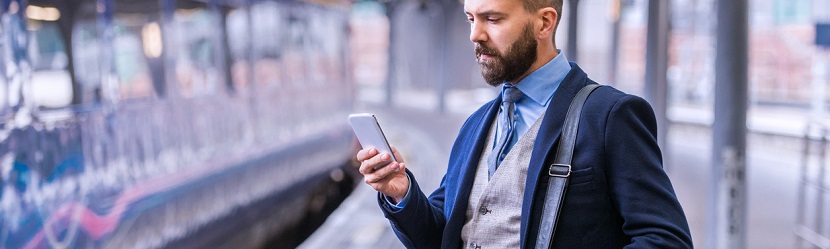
[464,0,525,15]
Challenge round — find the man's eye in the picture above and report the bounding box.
[467,18,474,23]
[487,18,499,23]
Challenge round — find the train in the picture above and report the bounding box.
[0,0,360,248]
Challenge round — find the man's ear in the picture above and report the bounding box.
[537,7,558,40]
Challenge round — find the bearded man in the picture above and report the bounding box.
[355,0,693,247]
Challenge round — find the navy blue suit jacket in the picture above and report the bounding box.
[378,63,693,248]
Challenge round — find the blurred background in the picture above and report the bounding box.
[0,0,829,248]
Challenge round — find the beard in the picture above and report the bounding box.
[475,23,538,87]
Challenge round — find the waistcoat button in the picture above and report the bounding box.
[479,206,491,215]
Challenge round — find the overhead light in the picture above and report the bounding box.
[142,22,163,58]
[27,5,61,22]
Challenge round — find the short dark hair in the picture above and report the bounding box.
[522,0,563,34]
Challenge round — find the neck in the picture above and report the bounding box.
[508,45,558,85]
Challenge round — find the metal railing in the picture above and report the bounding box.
[795,122,830,249]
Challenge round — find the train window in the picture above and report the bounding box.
[71,20,104,103]
[0,73,6,116]
[27,5,73,109]
[305,9,345,86]
[250,2,284,87]
[111,5,164,100]
[0,2,13,114]
[171,0,221,98]
[2,1,28,113]
[0,34,6,116]
[225,7,250,90]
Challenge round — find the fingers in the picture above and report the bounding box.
[355,146,408,194]
[364,161,405,184]
[356,148,378,162]
[358,151,393,175]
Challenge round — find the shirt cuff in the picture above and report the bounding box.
[385,174,413,210]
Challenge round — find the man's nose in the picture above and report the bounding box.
[469,21,487,43]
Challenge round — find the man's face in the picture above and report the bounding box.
[465,0,538,86]
[475,24,537,86]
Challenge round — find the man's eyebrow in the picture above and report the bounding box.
[466,10,507,17]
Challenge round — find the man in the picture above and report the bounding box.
[356,0,693,247]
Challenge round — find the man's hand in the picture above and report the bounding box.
[356,146,410,203]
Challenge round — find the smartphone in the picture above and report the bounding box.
[348,113,398,165]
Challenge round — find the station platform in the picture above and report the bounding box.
[301,87,818,249]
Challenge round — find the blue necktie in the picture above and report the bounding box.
[487,85,524,179]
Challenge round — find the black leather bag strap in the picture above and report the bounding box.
[535,84,601,249]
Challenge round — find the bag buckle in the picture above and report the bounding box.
[548,164,571,177]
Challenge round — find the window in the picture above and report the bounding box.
[0,71,6,116]
[27,5,73,108]
[110,2,165,101]
[2,0,27,113]
[250,2,285,87]
[111,18,159,100]
[71,20,104,103]
[171,0,221,98]
[26,1,165,106]
[225,7,250,90]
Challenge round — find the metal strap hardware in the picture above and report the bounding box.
[548,164,571,177]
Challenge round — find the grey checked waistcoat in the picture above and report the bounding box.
[460,113,545,249]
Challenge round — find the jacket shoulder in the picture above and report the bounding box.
[586,85,654,113]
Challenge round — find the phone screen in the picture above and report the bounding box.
[348,113,397,163]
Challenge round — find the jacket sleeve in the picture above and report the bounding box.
[377,169,447,248]
[603,95,694,248]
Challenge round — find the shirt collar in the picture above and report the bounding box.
[504,51,571,106]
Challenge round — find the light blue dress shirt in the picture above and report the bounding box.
[494,51,571,157]
[387,51,571,209]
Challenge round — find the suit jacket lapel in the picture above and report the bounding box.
[519,63,589,247]
[444,97,500,248]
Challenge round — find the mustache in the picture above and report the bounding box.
[475,43,499,60]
